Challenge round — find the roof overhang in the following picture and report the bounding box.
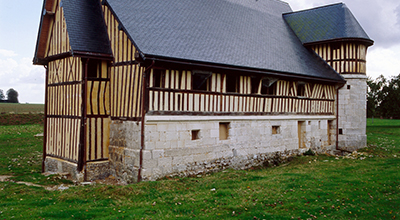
[33,0,57,65]
[303,38,374,47]
[141,54,346,86]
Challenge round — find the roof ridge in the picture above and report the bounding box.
[283,2,343,15]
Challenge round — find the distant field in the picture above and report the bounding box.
[0,103,44,114]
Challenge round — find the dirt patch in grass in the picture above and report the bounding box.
[0,113,44,125]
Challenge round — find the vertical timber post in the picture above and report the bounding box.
[78,58,88,176]
[42,65,49,173]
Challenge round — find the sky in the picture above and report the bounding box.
[0,0,399,104]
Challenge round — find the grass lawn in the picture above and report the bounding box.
[0,118,399,219]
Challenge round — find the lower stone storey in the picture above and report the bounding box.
[108,115,337,183]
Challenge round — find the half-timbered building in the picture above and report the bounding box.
[33,0,373,183]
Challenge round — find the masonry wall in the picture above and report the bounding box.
[140,115,336,181]
[338,75,368,151]
[108,120,142,184]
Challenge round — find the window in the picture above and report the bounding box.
[331,42,341,50]
[152,69,165,88]
[193,71,212,91]
[219,122,230,140]
[226,74,239,93]
[347,85,351,90]
[261,79,276,95]
[87,59,101,78]
[192,130,200,140]
[272,126,280,135]
[339,128,343,135]
[297,82,306,97]
[251,76,261,94]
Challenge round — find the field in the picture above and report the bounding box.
[0,104,44,125]
[0,117,399,219]
[0,103,44,114]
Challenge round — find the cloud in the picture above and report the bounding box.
[0,49,18,57]
[0,52,45,103]
[367,45,400,79]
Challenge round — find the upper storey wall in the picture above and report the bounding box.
[46,0,71,57]
[311,42,367,74]
[102,5,137,64]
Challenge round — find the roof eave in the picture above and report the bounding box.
[33,0,57,65]
[142,54,346,85]
[303,38,374,47]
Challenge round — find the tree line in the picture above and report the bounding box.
[0,88,19,103]
[367,74,400,119]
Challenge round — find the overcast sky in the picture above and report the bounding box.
[0,0,399,104]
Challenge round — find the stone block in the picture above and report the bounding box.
[158,157,172,167]
[142,150,152,160]
[155,141,170,149]
[144,141,156,150]
[143,159,158,169]
[157,123,168,132]
[152,149,164,159]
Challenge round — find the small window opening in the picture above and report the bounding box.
[251,76,261,94]
[261,79,277,95]
[347,85,351,90]
[152,69,165,88]
[339,128,343,135]
[331,42,341,50]
[308,121,311,125]
[226,75,239,93]
[219,122,230,140]
[318,121,321,129]
[297,82,306,97]
[193,71,211,91]
[192,130,200,140]
[87,59,101,78]
[272,126,280,135]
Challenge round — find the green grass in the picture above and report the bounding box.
[0,119,399,219]
[0,103,44,114]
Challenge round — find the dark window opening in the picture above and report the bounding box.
[226,74,238,93]
[193,71,211,91]
[251,77,261,94]
[152,69,166,88]
[192,130,200,140]
[331,42,341,50]
[297,83,306,97]
[261,79,276,95]
[87,59,101,78]
[339,128,343,135]
[347,85,351,90]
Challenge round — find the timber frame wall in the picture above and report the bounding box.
[310,42,368,74]
[103,5,144,122]
[147,69,336,115]
[43,1,112,173]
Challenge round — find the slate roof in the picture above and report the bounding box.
[283,3,373,45]
[62,0,112,55]
[105,0,344,82]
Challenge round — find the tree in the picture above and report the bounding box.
[379,74,400,119]
[6,88,19,103]
[0,89,4,100]
[367,75,385,118]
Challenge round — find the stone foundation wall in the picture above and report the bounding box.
[108,120,142,184]
[140,115,336,181]
[44,157,111,182]
[338,75,367,151]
